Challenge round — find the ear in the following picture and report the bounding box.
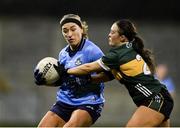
[120,35,128,42]
[80,28,83,34]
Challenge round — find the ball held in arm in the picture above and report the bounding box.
[34,57,60,85]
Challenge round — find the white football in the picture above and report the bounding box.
[35,57,60,85]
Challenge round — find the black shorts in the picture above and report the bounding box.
[50,101,104,124]
[137,88,174,121]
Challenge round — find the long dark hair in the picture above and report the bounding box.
[116,19,155,74]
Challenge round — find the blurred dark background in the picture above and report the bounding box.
[0,0,180,20]
[0,0,179,127]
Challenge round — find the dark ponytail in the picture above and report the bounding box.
[132,36,155,74]
[116,19,155,74]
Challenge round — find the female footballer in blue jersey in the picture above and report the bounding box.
[56,19,174,127]
[34,14,105,127]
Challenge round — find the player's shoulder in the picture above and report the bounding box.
[84,39,98,47]
[58,45,69,57]
[112,42,133,53]
[84,39,102,51]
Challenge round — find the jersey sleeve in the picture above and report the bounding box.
[87,44,104,62]
[58,47,68,65]
[100,50,119,69]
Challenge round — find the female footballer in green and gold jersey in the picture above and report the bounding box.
[55,19,174,127]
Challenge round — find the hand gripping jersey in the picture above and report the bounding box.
[57,38,105,105]
[98,42,167,104]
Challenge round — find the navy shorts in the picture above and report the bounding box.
[136,88,174,121]
[50,101,104,124]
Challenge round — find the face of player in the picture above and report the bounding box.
[62,22,83,50]
[108,23,127,47]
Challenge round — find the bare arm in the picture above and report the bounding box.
[67,61,104,75]
[67,61,114,83]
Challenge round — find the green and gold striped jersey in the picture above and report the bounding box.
[99,42,167,104]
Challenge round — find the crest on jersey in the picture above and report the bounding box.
[75,58,82,65]
[126,42,132,48]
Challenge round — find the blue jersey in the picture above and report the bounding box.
[155,75,175,93]
[56,38,105,105]
[161,77,175,93]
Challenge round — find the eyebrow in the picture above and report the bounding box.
[62,24,77,30]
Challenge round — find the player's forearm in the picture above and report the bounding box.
[67,63,94,75]
[67,61,103,75]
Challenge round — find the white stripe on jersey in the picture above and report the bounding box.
[97,58,110,71]
[135,83,152,97]
[135,86,149,97]
[141,85,152,95]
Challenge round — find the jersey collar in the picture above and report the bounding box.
[65,38,86,57]
[119,41,129,47]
